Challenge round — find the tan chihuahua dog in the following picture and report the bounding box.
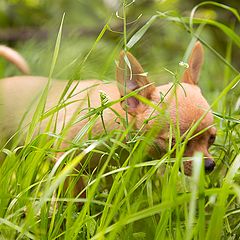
[0,42,216,175]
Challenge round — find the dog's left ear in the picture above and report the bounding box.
[116,51,155,115]
[182,41,204,85]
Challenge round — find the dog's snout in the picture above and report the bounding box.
[204,158,215,173]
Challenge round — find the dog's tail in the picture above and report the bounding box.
[0,45,30,75]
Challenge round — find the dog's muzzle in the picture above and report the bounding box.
[183,158,215,176]
[204,158,215,173]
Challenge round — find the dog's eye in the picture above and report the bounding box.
[208,135,216,146]
[170,138,176,148]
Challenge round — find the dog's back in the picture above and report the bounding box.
[0,76,124,142]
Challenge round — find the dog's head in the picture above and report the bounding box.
[116,42,216,175]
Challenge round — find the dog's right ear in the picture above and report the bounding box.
[116,51,155,115]
[182,41,204,85]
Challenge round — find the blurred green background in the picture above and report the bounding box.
[0,0,239,108]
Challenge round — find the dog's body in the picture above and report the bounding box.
[0,42,216,176]
[0,77,123,137]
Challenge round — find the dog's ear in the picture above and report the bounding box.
[182,41,204,85]
[116,51,155,115]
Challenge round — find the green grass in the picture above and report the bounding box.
[0,1,240,239]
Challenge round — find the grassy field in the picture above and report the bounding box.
[0,1,240,239]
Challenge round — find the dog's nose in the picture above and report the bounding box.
[204,158,215,173]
